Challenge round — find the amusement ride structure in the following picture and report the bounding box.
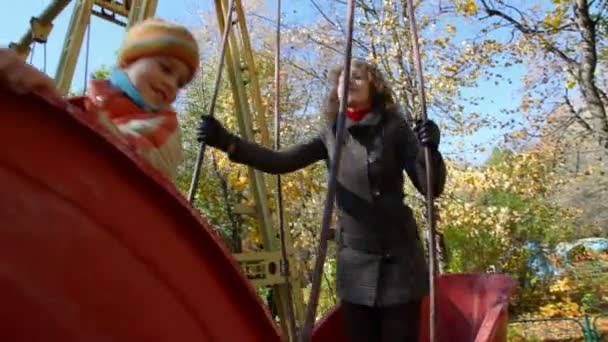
[1,0,515,341]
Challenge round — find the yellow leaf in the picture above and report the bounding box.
[445,23,457,35]
[456,0,478,16]
[565,79,576,89]
[465,0,478,15]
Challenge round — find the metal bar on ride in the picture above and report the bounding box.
[299,0,356,340]
[126,0,159,28]
[214,0,298,336]
[218,0,306,332]
[233,0,271,147]
[404,0,438,341]
[187,0,236,203]
[54,0,94,94]
[273,1,298,340]
[9,0,72,58]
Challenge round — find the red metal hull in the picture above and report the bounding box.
[312,273,515,342]
[0,92,282,341]
[0,91,515,341]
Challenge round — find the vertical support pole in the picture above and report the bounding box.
[187,0,235,203]
[246,0,306,329]
[213,0,274,263]
[233,0,271,147]
[273,3,298,341]
[54,0,94,94]
[404,0,438,341]
[261,0,306,331]
[127,0,157,28]
[143,0,158,19]
[213,1,304,339]
[300,0,356,340]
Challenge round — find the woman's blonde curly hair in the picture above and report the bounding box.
[323,59,401,124]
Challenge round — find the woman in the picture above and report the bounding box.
[197,59,446,342]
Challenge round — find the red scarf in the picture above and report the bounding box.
[346,107,372,122]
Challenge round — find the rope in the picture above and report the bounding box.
[187,0,236,203]
[299,0,357,340]
[404,0,438,341]
[272,0,298,340]
[83,19,91,94]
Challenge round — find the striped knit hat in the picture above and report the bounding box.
[118,18,200,82]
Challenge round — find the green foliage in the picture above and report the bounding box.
[485,147,514,168]
[437,141,602,317]
[91,65,112,80]
[302,257,338,315]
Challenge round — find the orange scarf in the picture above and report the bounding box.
[68,80,183,180]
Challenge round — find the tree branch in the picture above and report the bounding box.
[565,90,594,133]
[597,87,608,106]
[501,1,528,24]
[307,34,343,54]
[283,59,326,83]
[309,0,339,28]
[211,152,242,253]
[478,0,579,72]
[249,12,291,30]
[363,4,378,60]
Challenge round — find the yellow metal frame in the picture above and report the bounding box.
[234,251,284,287]
[54,0,94,93]
[9,0,71,58]
[213,2,305,339]
[10,0,158,93]
[55,0,158,93]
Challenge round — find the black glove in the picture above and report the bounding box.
[414,119,440,149]
[196,115,235,152]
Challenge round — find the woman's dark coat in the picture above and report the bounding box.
[227,109,446,307]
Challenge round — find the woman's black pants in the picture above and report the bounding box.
[341,299,422,342]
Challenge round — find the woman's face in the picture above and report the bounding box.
[337,65,372,109]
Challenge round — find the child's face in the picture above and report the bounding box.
[337,65,372,109]
[123,56,190,109]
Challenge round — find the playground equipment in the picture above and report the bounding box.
[0,89,516,342]
[2,0,516,340]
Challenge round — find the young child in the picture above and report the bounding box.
[0,17,199,180]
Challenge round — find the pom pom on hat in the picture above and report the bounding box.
[118,18,200,82]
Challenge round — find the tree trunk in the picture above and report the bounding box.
[574,0,608,147]
[211,154,242,253]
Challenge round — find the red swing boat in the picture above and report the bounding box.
[0,91,515,341]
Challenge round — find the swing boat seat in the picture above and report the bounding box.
[312,273,516,342]
[0,91,282,341]
[0,90,516,341]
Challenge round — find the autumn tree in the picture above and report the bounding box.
[436,138,603,316]
[273,0,511,161]
[451,0,608,151]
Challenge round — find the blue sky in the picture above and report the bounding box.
[1,0,526,165]
[0,0,316,87]
[0,0,210,91]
